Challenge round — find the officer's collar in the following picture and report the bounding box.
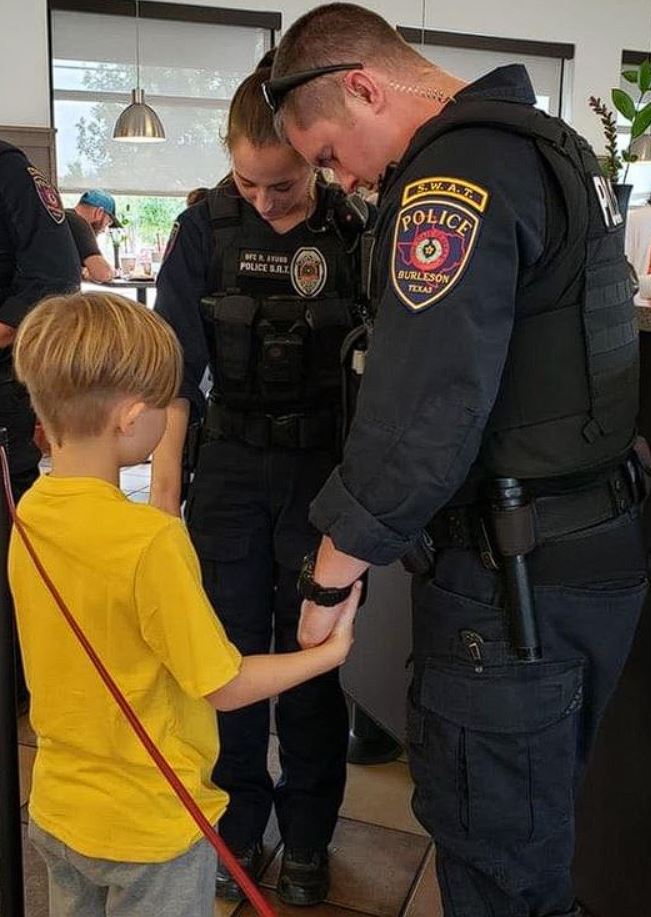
[455,65,536,105]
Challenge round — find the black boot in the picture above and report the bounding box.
[277,847,330,907]
[215,840,263,901]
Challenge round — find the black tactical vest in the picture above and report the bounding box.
[200,178,363,416]
[376,100,639,484]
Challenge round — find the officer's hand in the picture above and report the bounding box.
[298,598,344,648]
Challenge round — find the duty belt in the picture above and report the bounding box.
[205,400,339,451]
[427,459,646,554]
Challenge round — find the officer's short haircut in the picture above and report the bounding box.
[14,292,181,446]
[226,66,279,150]
[272,3,420,134]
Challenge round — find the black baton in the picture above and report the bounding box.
[489,477,542,663]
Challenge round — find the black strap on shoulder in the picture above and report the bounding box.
[206,179,243,293]
[206,180,241,229]
[401,99,585,179]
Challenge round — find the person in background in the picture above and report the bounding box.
[65,189,120,283]
[0,138,79,710]
[10,291,360,917]
[625,194,651,304]
[269,5,646,916]
[151,56,371,906]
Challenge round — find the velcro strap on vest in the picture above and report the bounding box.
[427,461,643,550]
[205,400,338,450]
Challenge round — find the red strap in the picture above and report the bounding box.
[1,448,276,917]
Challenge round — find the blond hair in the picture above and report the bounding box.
[14,292,182,445]
[272,3,422,132]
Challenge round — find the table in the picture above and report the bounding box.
[93,278,156,306]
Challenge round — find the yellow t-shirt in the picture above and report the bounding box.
[9,475,241,862]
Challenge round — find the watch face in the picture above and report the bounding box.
[298,551,352,606]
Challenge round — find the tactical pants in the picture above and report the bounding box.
[407,511,647,917]
[185,436,348,850]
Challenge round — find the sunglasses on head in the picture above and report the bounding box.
[262,62,364,114]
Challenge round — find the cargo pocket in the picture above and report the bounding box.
[408,658,583,844]
[190,529,250,564]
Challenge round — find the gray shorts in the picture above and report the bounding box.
[29,820,217,917]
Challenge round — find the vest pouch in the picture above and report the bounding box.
[305,298,354,393]
[257,319,307,402]
[201,294,258,395]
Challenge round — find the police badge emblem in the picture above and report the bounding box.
[392,176,489,312]
[27,167,65,224]
[290,247,327,298]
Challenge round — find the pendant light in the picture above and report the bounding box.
[113,0,165,142]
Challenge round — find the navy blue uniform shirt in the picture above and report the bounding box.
[0,142,79,329]
[309,66,549,565]
[154,201,213,417]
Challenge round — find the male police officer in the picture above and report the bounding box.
[0,140,79,708]
[0,141,79,496]
[268,6,647,916]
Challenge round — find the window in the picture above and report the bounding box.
[50,2,277,196]
[51,1,278,282]
[397,28,573,118]
[616,52,651,206]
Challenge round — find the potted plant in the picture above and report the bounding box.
[589,58,651,207]
[108,205,131,273]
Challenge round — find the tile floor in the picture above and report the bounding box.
[18,720,442,917]
[15,461,444,916]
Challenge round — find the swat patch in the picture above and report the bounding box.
[290,247,327,298]
[392,177,488,312]
[162,221,180,262]
[401,176,489,212]
[28,167,64,224]
[239,250,290,278]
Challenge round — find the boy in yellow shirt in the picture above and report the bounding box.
[8,292,360,917]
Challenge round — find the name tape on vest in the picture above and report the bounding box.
[238,249,290,278]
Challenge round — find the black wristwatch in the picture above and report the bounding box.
[297,552,354,607]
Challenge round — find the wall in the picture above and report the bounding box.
[0,0,51,128]
[2,0,650,151]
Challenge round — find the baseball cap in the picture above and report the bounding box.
[79,190,122,227]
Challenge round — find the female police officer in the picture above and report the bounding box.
[151,56,369,906]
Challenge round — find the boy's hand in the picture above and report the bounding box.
[314,581,362,665]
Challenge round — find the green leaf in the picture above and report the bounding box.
[612,88,636,121]
[631,102,651,138]
[640,59,651,94]
[622,69,640,84]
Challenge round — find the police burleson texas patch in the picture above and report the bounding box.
[162,221,180,262]
[392,176,489,312]
[290,247,327,298]
[27,167,64,224]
